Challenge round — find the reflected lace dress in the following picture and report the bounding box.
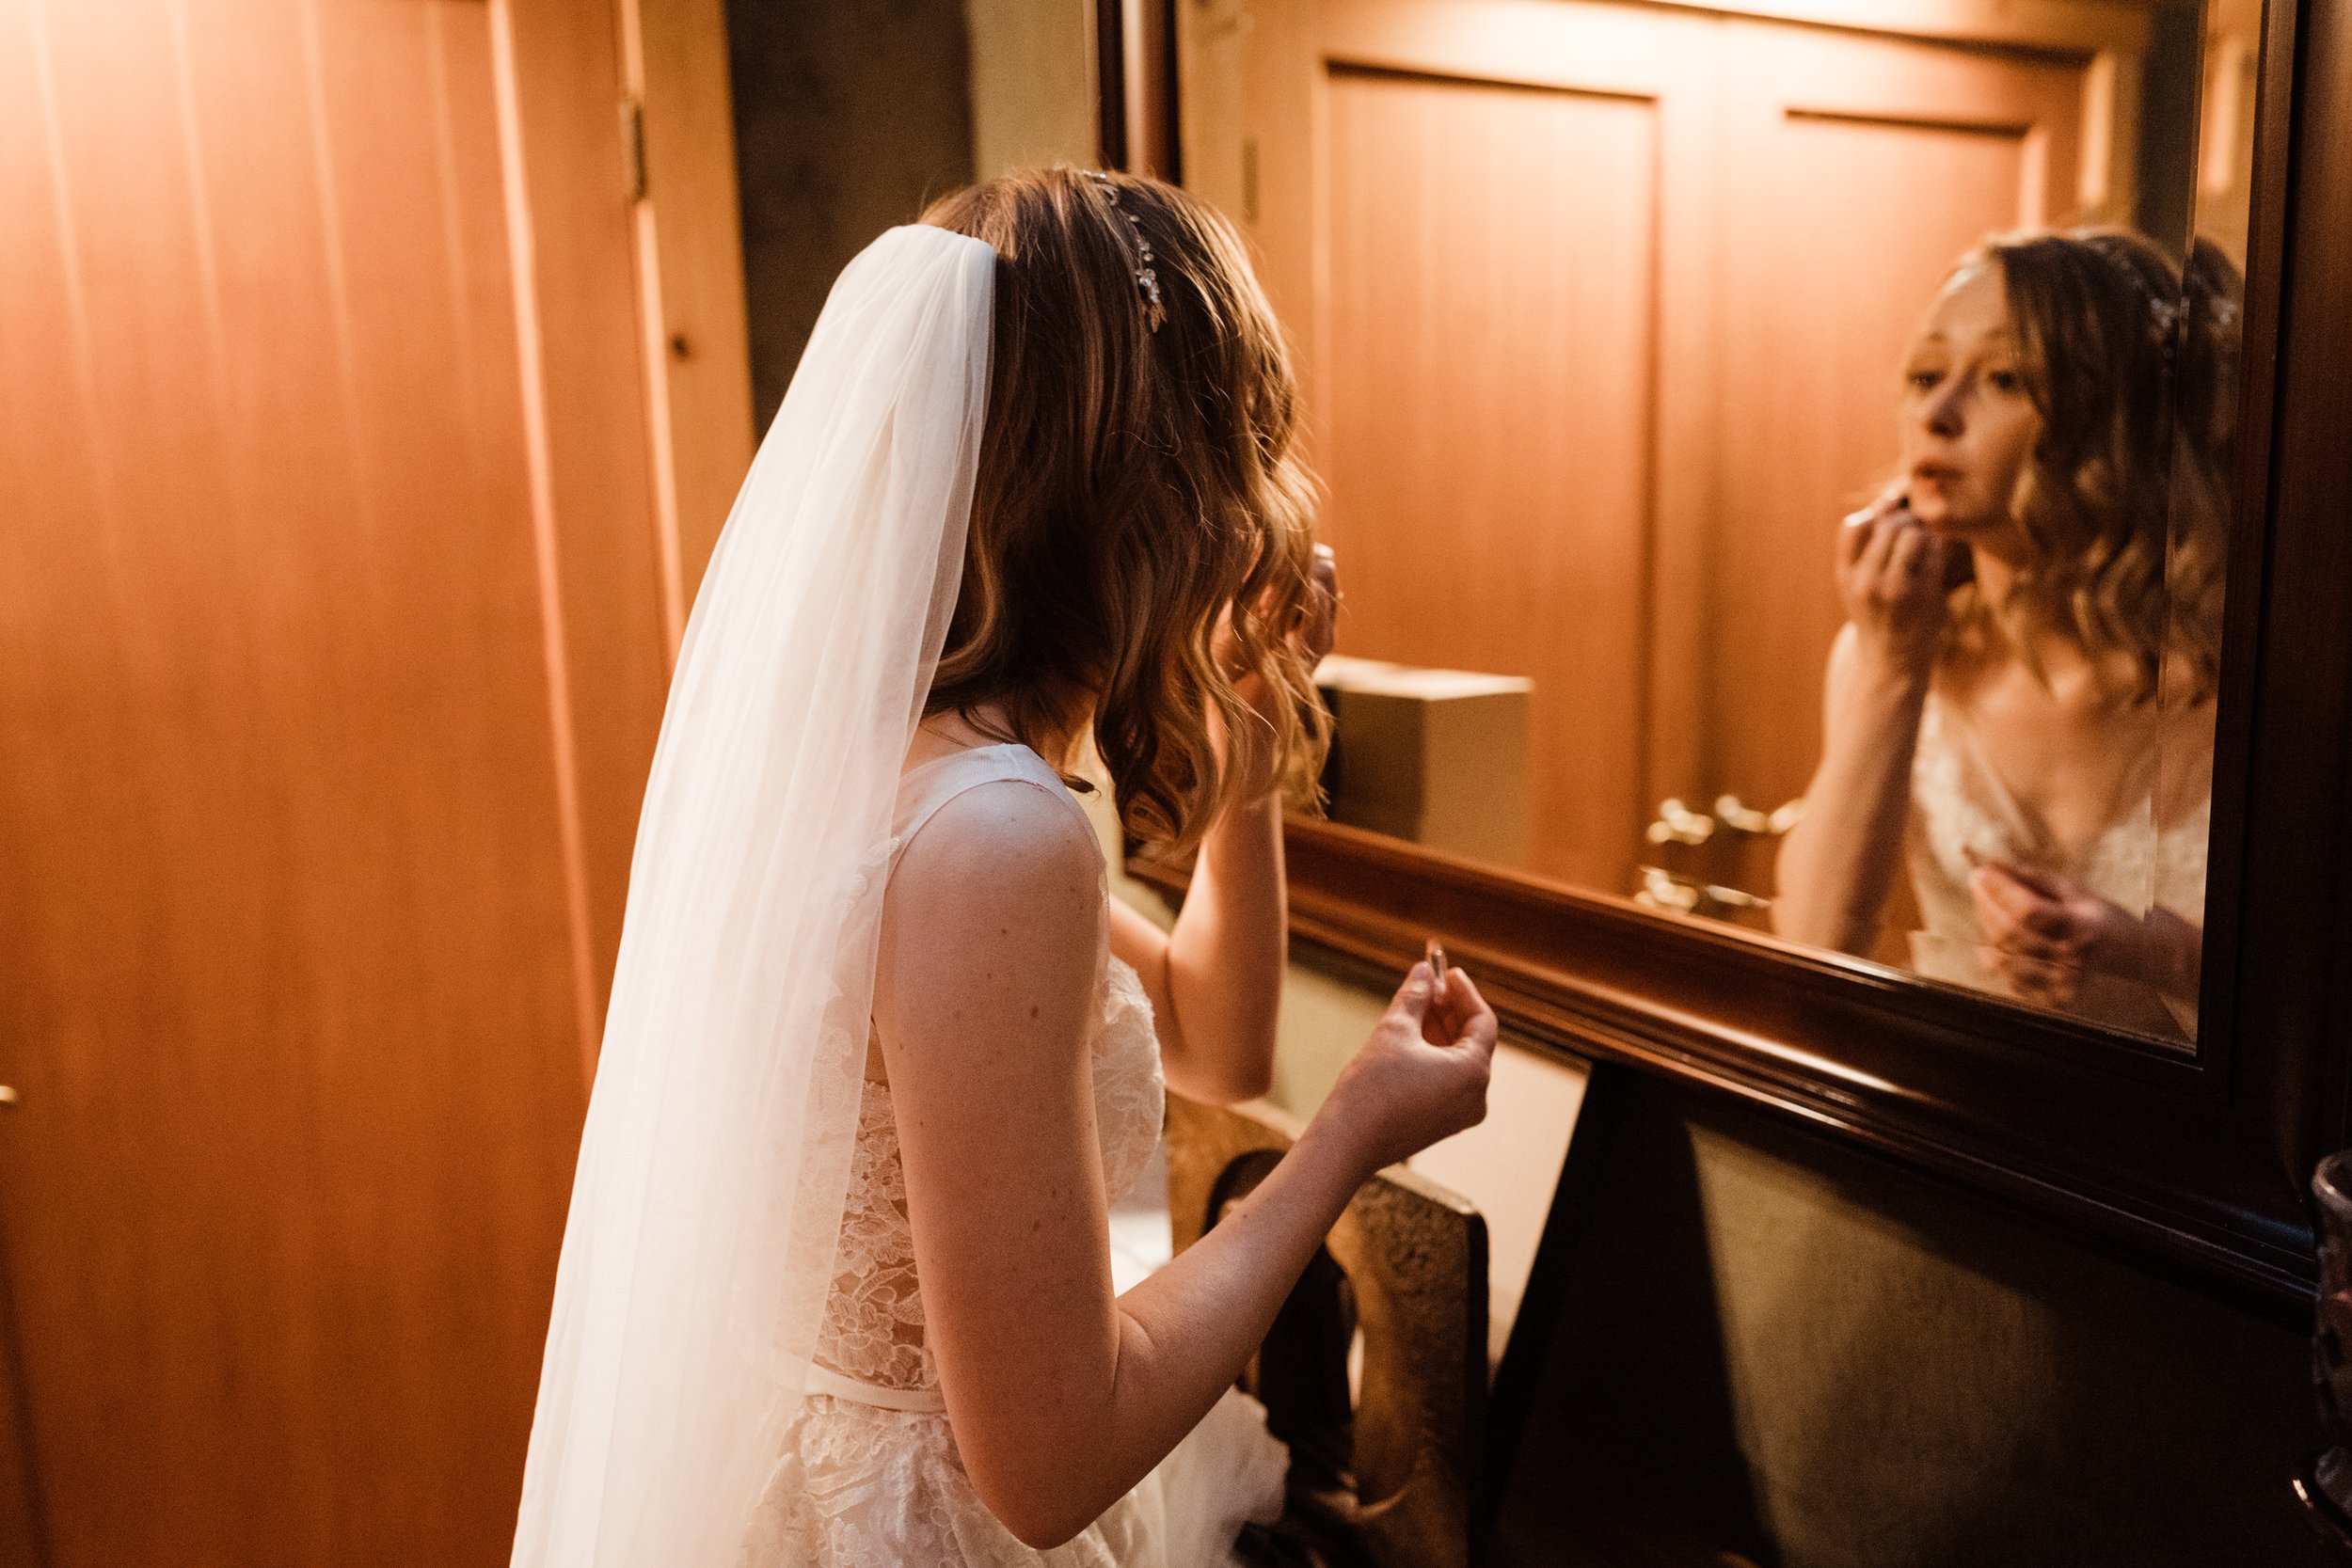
[738,742,1289,1567]
[1906,689,2208,1037]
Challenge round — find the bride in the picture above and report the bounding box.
[1773,229,2237,1037]
[508,166,1498,1567]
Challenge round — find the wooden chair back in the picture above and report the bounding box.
[1166,1096,1490,1568]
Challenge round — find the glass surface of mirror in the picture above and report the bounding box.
[1180,0,2256,1047]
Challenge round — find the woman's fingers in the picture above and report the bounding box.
[1837,505,1883,567]
[1840,483,1907,537]
[1995,948,2079,1005]
[1419,966,1495,1053]
[1388,960,1438,1026]
[1971,864,2080,959]
[1887,523,1927,582]
[1855,515,1900,581]
[1440,969,1499,1058]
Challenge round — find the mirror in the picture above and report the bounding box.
[1175,0,2256,1046]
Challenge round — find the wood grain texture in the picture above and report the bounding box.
[1167,1096,1489,1568]
[498,0,670,1040]
[1321,63,1659,893]
[0,1201,52,1568]
[624,0,755,626]
[0,0,663,1560]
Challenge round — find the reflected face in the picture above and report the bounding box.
[1898,263,2040,540]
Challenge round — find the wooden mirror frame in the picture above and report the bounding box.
[1108,0,2352,1315]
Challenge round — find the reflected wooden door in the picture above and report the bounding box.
[1249,0,1723,895]
[0,1,668,1563]
[1692,23,2090,865]
[1322,64,1661,890]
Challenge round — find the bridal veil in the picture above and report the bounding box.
[510,224,995,1568]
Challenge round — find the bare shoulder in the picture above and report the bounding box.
[892,777,1103,911]
[881,777,1105,998]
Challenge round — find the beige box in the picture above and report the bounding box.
[1314,655,1533,868]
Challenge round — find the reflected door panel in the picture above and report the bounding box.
[1324,65,1659,890]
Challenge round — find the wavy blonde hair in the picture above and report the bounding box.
[918,167,1329,853]
[1948,228,2239,705]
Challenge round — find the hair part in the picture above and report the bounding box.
[918,166,1330,853]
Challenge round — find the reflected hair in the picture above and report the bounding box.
[919,166,1330,853]
[1951,228,2240,705]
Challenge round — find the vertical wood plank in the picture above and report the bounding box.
[496,0,671,1045]
[1320,65,1660,891]
[626,0,755,618]
[0,0,662,1560]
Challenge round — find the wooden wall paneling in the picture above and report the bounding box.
[2195,0,2265,265]
[0,0,664,1560]
[1641,0,2153,55]
[618,0,755,626]
[1639,29,1729,889]
[1237,0,1319,410]
[1249,0,1730,896]
[495,0,671,1047]
[0,1198,52,1568]
[1177,0,1251,220]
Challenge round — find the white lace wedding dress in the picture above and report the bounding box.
[736,742,1290,1567]
[1906,689,2208,1037]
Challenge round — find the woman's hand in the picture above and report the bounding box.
[1310,959,1498,1177]
[1216,544,1339,689]
[1837,493,1953,681]
[1299,543,1339,668]
[1968,858,2195,1005]
[1213,544,1338,798]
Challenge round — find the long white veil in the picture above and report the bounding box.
[510,224,995,1568]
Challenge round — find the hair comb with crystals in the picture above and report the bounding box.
[1084,170,1167,333]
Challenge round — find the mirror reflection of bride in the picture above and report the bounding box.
[507,167,1499,1568]
[1773,230,2240,1037]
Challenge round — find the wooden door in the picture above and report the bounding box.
[1249,0,1724,895]
[0,1,673,1562]
[1695,22,2091,857]
[1322,64,1661,890]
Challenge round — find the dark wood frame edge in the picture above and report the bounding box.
[1127,0,2352,1314]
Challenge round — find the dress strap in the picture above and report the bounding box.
[803,1363,948,1414]
[888,742,1098,877]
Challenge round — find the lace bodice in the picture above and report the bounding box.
[1906,689,2208,1033]
[811,745,1168,1395]
[738,742,1284,1567]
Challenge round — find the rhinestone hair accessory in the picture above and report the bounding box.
[1085,170,1167,333]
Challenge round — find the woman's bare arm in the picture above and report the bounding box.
[877,780,1492,1549]
[1773,507,1947,952]
[1106,784,1286,1105]
[1773,624,1931,950]
[1104,546,1338,1104]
